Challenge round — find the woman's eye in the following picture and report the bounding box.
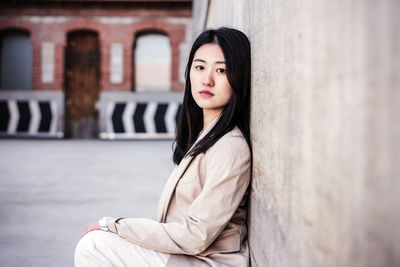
[195,65,204,70]
[216,68,226,74]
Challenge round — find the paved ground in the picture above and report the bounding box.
[0,139,174,267]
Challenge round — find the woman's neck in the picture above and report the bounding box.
[202,109,222,131]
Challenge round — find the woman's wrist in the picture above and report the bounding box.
[98,216,114,231]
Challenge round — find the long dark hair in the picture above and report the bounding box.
[173,27,251,165]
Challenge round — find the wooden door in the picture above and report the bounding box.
[65,31,100,138]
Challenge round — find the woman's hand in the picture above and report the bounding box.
[81,222,101,238]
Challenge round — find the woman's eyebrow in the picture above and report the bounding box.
[193,58,206,63]
[193,58,226,64]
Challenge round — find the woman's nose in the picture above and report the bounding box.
[202,70,214,87]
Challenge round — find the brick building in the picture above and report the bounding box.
[0,0,192,138]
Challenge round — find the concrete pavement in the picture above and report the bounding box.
[0,139,174,267]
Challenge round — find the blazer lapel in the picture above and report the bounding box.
[158,115,222,222]
[159,155,194,222]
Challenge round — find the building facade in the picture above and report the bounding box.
[0,0,191,138]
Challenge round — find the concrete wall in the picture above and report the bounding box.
[197,0,400,266]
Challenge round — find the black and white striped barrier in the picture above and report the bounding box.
[0,91,64,138]
[97,92,183,139]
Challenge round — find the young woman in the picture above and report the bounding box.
[75,27,252,267]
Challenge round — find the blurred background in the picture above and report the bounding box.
[0,0,190,266]
[0,0,399,267]
[0,0,190,139]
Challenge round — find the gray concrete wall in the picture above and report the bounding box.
[197,0,400,266]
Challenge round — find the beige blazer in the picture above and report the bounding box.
[107,121,251,267]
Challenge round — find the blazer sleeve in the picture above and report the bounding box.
[106,135,251,255]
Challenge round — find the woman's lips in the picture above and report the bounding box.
[199,90,214,98]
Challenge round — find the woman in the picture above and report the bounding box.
[75,27,252,267]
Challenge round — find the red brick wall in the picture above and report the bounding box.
[0,8,189,92]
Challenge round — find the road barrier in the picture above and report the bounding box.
[97,92,183,139]
[0,91,183,139]
[0,90,64,138]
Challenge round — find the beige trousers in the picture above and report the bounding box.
[74,231,169,267]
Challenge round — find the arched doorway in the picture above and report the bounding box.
[0,29,32,90]
[133,31,171,92]
[65,30,100,138]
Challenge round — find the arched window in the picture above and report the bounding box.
[133,32,171,92]
[0,29,32,89]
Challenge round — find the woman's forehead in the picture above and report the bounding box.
[193,43,226,63]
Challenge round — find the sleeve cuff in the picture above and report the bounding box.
[107,217,124,233]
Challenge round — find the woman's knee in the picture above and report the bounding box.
[75,231,104,259]
[75,231,124,267]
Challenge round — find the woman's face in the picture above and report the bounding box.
[190,43,233,115]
